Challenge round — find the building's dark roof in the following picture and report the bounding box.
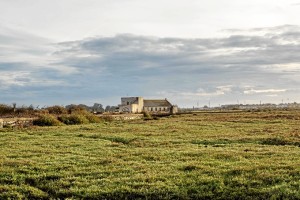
[132,98,138,104]
[144,99,172,107]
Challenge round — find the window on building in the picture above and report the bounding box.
[127,102,129,105]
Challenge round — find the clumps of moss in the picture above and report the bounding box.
[33,114,63,126]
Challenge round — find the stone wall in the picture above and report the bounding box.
[0,118,35,128]
[100,114,144,121]
[0,114,143,128]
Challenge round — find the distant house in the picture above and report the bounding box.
[118,97,178,114]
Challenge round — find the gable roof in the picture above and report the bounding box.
[143,99,172,107]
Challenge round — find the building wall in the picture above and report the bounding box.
[119,105,132,113]
[131,104,140,113]
[171,106,178,114]
[119,97,144,113]
[144,106,170,112]
[137,97,144,112]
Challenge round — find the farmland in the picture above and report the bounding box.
[0,110,300,199]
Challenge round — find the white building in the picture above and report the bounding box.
[118,97,178,114]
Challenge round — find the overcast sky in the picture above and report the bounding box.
[1,0,300,107]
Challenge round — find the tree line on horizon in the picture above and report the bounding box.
[0,103,118,117]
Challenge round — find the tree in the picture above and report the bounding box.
[105,105,111,112]
[92,103,104,113]
[12,103,16,113]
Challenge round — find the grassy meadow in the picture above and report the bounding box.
[0,110,300,199]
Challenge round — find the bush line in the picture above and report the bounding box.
[33,114,106,126]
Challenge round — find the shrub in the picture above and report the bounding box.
[85,114,103,123]
[143,111,152,120]
[15,107,28,115]
[57,115,71,125]
[67,105,90,115]
[35,109,49,115]
[0,104,13,115]
[0,104,37,117]
[58,114,89,125]
[153,116,159,120]
[101,115,114,122]
[46,105,68,115]
[33,114,62,126]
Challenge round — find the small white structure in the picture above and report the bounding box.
[118,97,178,114]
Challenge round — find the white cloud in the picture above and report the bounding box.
[0,71,64,89]
[291,3,300,6]
[0,0,299,41]
[0,71,31,88]
[244,89,287,94]
[158,85,233,98]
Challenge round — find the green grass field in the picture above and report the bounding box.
[0,110,300,199]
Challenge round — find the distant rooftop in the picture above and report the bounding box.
[144,99,172,107]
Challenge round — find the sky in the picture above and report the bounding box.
[1,0,300,107]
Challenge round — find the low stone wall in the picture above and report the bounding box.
[0,114,143,128]
[99,114,144,121]
[0,118,35,128]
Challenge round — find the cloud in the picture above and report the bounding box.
[291,3,300,6]
[243,89,287,95]
[59,26,300,70]
[162,86,233,98]
[1,25,300,106]
[0,26,79,88]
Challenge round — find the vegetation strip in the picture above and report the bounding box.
[0,110,299,199]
